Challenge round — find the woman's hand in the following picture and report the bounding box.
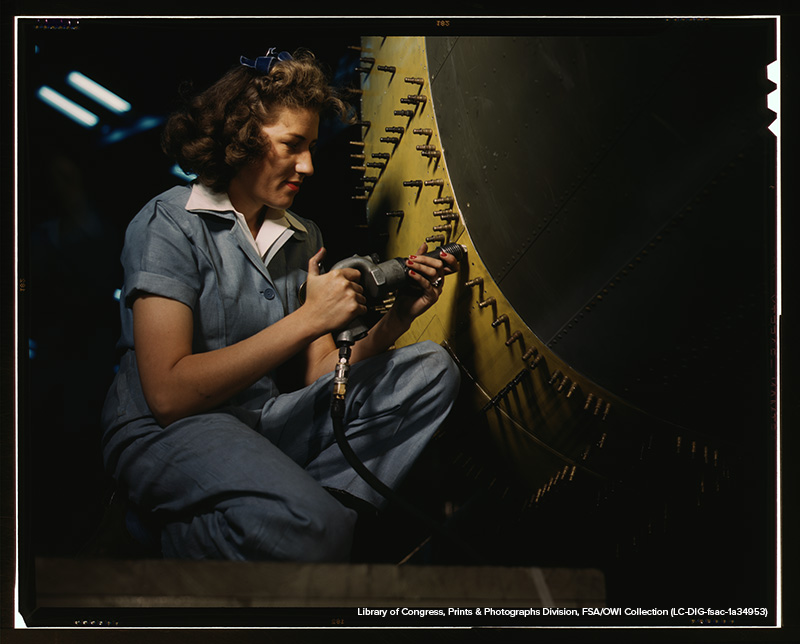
[303,247,368,335]
[391,242,460,324]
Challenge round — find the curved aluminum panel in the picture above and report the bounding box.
[426,24,775,434]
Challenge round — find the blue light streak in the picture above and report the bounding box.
[67,71,131,114]
[37,86,99,128]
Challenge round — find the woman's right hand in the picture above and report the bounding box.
[303,247,368,334]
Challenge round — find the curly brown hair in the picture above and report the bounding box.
[162,49,350,192]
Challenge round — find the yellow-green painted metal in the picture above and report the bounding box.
[357,36,728,500]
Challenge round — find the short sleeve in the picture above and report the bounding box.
[120,199,201,310]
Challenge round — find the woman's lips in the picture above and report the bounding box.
[285,181,301,192]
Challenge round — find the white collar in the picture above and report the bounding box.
[185,181,308,233]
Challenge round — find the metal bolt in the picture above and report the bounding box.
[491,314,509,328]
[505,331,523,346]
[594,397,604,416]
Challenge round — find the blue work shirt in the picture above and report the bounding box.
[110,182,323,424]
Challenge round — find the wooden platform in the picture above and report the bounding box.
[34,557,605,610]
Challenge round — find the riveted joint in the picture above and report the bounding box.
[401,94,428,104]
[505,331,523,346]
[491,314,509,328]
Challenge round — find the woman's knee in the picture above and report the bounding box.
[226,491,357,562]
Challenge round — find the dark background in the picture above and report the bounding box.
[6,12,798,639]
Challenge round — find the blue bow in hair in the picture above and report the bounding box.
[240,47,293,74]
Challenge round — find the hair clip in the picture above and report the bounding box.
[240,47,293,74]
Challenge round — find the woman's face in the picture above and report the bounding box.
[229,105,319,220]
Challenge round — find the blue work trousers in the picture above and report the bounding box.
[103,341,459,562]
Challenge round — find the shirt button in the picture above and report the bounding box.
[263,288,276,300]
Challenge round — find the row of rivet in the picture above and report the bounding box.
[351,52,456,261]
[468,271,610,419]
[528,464,577,507]
[350,55,432,201]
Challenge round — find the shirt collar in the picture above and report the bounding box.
[185,181,308,234]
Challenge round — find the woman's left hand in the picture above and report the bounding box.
[392,242,460,323]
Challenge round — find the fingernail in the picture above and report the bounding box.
[440,251,448,258]
[409,255,417,259]
[406,259,415,266]
[409,270,416,275]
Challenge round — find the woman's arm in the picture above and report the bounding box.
[299,244,459,385]
[134,248,367,426]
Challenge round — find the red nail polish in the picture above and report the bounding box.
[409,255,417,259]
[440,251,448,258]
[409,270,416,276]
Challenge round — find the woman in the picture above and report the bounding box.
[101,48,460,561]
